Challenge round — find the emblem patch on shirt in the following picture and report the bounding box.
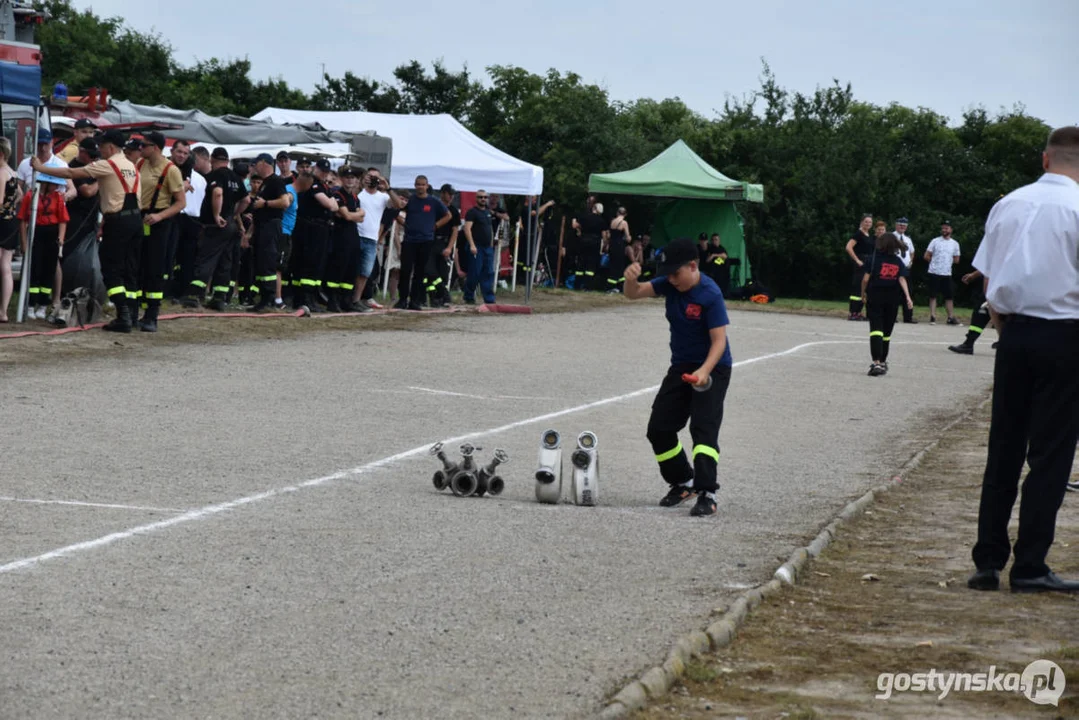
[423,205,431,212]
[685,303,702,320]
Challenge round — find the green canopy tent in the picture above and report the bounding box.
[588,139,763,289]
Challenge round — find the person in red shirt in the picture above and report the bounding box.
[18,173,69,319]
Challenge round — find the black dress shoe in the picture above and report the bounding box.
[967,569,1000,591]
[1010,572,1079,593]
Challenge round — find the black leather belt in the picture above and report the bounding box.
[103,208,140,219]
[1006,314,1078,324]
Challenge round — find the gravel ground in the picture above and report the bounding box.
[0,305,995,719]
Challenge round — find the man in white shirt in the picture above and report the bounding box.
[924,221,961,324]
[351,167,401,310]
[17,128,75,199]
[967,126,1079,594]
[894,216,917,323]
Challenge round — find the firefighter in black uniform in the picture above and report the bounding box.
[844,214,874,321]
[247,153,292,312]
[33,130,142,331]
[324,166,365,312]
[426,183,459,307]
[181,147,248,311]
[622,238,734,517]
[288,160,338,312]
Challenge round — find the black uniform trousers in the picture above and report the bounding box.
[290,218,331,304]
[99,207,143,305]
[187,222,236,299]
[28,225,60,307]
[972,318,1079,580]
[169,214,202,298]
[425,243,452,305]
[575,236,601,290]
[139,215,174,309]
[252,218,282,297]
[398,240,432,306]
[961,302,992,347]
[849,257,868,315]
[866,293,899,362]
[647,363,732,494]
[606,237,626,291]
[326,227,361,296]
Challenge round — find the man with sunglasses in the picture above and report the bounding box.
[462,190,497,305]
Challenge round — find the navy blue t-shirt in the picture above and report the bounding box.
[403,194,449,243]
[651,273,733,367]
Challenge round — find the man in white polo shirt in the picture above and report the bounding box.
[967,126,1079,594]
[924,221,961,324]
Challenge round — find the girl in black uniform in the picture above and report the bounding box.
[606,206,630,292]
[861,232,914,376]
[845,214,874,320]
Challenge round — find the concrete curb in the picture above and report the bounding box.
[595,396,991,718]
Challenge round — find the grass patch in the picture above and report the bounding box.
[682,660,718,684]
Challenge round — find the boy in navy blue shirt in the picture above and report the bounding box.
[624,237,733,516]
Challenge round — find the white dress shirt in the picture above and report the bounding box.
[183,171,206,218]
[973,173,1079,320]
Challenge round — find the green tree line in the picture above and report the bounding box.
[34,0,1053,299]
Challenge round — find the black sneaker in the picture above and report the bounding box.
[393,300,408,310]
[659,484,694,507]
[929,315,937,325]
[690,493,717,517]
[1066,481,1078,493]
[948,343,973,355]
[407,302,425,311]
[947,317,961,326]
[868,363,885,377]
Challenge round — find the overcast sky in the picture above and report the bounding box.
[77,0,1077,127]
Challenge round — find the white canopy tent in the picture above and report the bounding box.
[252,108,543,195]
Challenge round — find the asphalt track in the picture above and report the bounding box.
[0,305,995,719]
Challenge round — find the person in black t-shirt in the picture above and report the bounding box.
[573,202,607,290]
[462,189,499,304]
[289,159,339,311]
[861,232,913,376]
[426,183,459,307]
[324,167,366,312]
[706,233,730,296]
[246,153,293,311]
[845,214,875,320]
[182,147,248,310]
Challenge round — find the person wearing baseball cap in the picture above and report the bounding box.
[57,118,98,164]
[132,130,185,332]
[246,151,294,311]
[621,237,734,517]
[32,128,143,331]
[16,158,70,320]
[275,150,294,184]
[924,219,962,325]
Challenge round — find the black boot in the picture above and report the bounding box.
[139,304,159,333]
[325,292,342,313]
[103,300,133,333]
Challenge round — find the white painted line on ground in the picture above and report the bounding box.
[406,386,551,402]
[0,339,903,577]
[0,496,184,513]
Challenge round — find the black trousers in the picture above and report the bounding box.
[606,238,626,290]
[327,229,361,295]
[169,215,201,297]
[425,245,452,304]
[399,240,432,305]
[575,237,601,290]
[139,216,174,308]
[28,225,60,306]
[961,302,992,346]
[866,296,898,362]
[647,363,732,494]
[187,222,235,299]
[849,260,867,315]
[253,219,281,295]
[972,318,1079,579]
[291,220,330,299]
[100,211,143,304]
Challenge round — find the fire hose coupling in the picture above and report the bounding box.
[535,429,563,504]
[429,441,460,491]
[430,441,510,498]
[571,431,599,507]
